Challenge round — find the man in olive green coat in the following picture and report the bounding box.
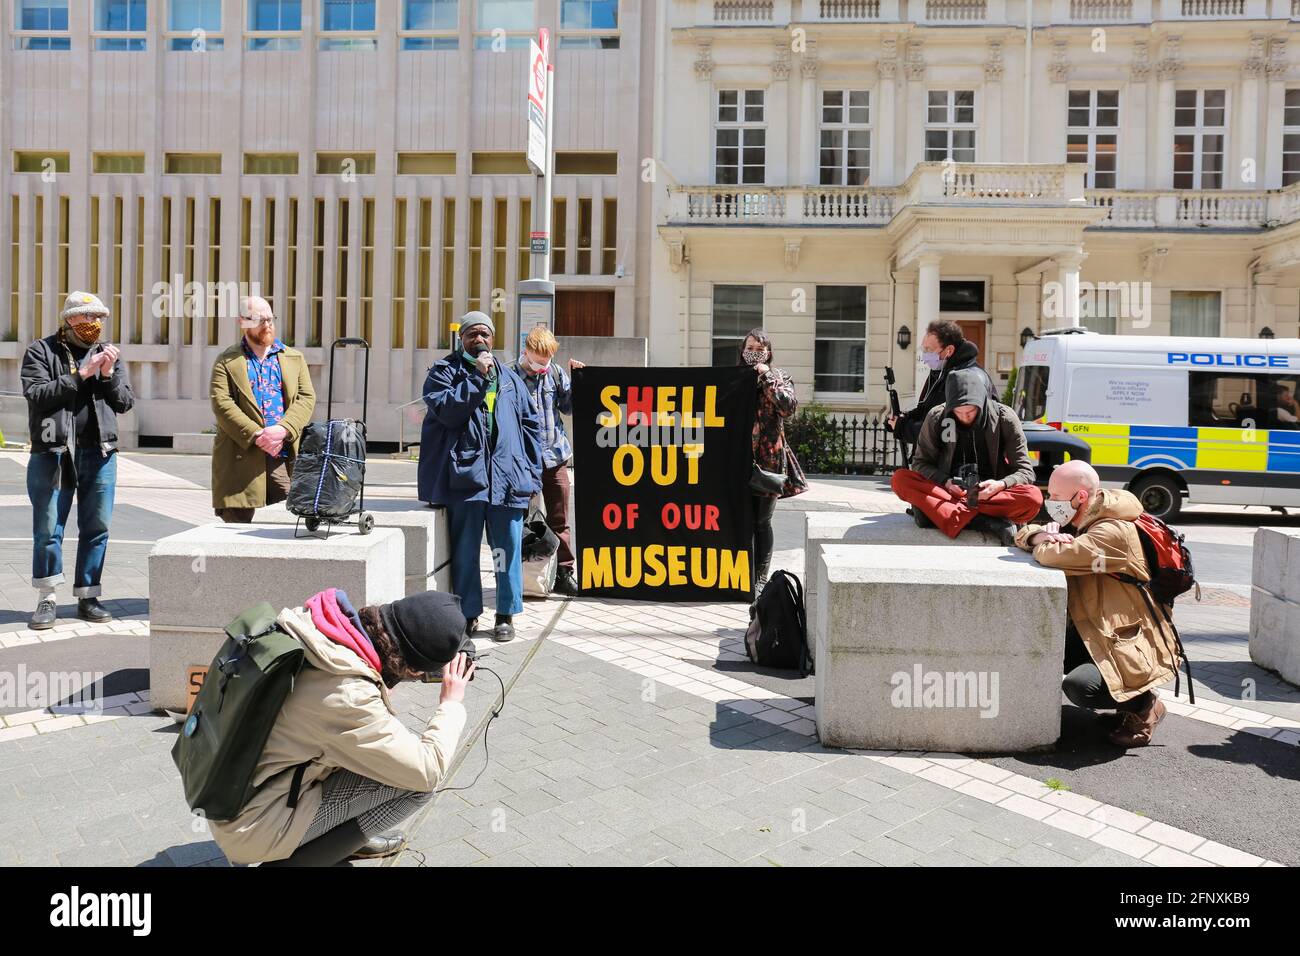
[210,296,317,521]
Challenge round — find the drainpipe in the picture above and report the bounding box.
[1023,0,1033,162]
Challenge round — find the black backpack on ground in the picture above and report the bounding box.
[744,570,813,677]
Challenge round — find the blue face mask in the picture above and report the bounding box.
[921,350,944,371]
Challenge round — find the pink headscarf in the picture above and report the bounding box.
[305,587,383,675]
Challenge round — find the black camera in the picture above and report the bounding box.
[953,463,982,510]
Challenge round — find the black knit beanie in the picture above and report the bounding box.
[378,591,475,674]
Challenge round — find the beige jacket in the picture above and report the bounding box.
[209,606,466,865]
[1015,488,1182,703]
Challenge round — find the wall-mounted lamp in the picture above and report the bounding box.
[1259,326,1275,340]
[1020,327,1036,348]
[896,325,912,350]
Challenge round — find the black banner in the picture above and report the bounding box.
[572,366,757,602]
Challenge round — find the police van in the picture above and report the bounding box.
[1015,330,1300,519]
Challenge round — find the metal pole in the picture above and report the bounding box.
[540,48,554,282]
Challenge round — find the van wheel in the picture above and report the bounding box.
[1132,474,1182,521]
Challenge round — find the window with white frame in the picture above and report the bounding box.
[815,286,867,395]
[1284,89,1300,187]
[819,90,870,186]
[167,0,224,50]
[714,89,766,185]
[13,0,70,50]
[401,0,458,49]
[1066,89,1118,189]
[94,0,147,50]
[711,285,762,367]
[925,90,975,163]
[559,0,618,49]
[247,0,301,50]
[319,0,376,50]
[474,0,533,50]
[1173,89,1225,190]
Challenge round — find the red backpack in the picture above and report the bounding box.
[1124,512,1199,607]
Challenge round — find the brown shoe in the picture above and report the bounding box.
[1108,693,1166,748]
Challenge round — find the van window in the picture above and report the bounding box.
[1267,376,1299,430]
[1017,365,1049,421]
[1189,373,1257,428]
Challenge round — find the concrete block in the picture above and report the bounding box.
[257,499,449,596]
[1249,586,1300,687]
[802,511,1011,662]
[148,523,405,713]
[172,433,216,455]
[1252,527,1300,602]
[814,544,1068,753]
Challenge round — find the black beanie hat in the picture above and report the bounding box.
[378,591,474,673]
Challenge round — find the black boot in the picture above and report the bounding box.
[77,598,113,623]
[465,617,479,638]
[260,820,372,867]
[911,507,935,530]
[493,614,515,643]
[552,566,579,597]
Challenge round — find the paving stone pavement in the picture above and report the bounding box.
[391,639,1152,868]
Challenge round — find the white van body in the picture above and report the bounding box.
[1014,330,1300,518]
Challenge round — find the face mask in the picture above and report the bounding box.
[1044,495,1079,525]
[921,350,944,371]
[66,319,103,346]
[743,349,767,366]
[524,355,550,374]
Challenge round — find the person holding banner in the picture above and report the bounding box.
[742,329,807,606]
[417,312,544,643]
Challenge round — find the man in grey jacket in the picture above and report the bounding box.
[20,292,134,629]
[890,369,1043,544]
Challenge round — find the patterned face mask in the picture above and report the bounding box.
[66,318,104,345]
[742,349,768,366]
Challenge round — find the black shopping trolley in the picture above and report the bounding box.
[286,337,375,537]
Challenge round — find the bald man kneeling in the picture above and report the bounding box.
[1014,461,1185,748]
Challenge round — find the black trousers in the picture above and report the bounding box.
[1062,624,1153,712]
[752,494,777,577]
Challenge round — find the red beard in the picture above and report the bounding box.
[249,324,275,347]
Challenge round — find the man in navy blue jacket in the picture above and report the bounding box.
[418,312,543,642]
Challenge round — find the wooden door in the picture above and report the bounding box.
[956,320,987,368]
[556,290,614,337]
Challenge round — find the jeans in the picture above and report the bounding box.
[447,500,525,620]
[28,448,118,598]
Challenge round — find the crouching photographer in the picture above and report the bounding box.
[890,368,1043,544]
[204,590,475,867]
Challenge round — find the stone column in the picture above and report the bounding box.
[1056,253,1083,328]
[1126,41,1151,190]
[1236,36,1266,189]
[877,38,898,186]
[800,45,819,186]
[1154,37,1182,190]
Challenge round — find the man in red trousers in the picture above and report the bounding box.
[891,368,1043,545]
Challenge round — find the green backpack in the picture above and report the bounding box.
[171,602,309,822]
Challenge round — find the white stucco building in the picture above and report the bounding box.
[3,0,1300,445]
[651,0,1300,412]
